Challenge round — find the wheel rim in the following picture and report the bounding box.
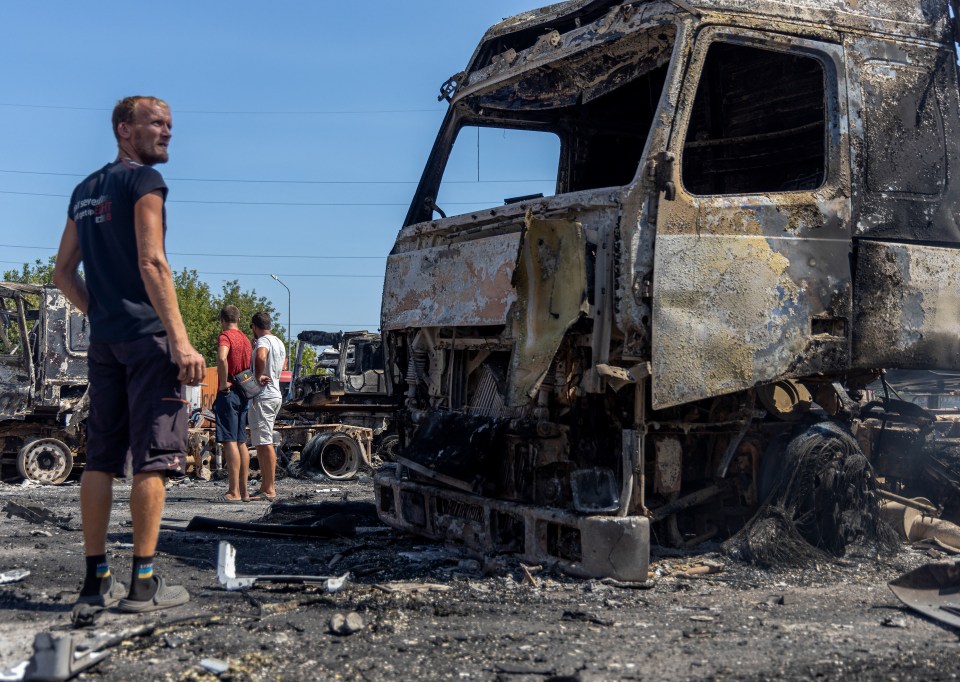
[18,439,73,484]
[320,436,360,479]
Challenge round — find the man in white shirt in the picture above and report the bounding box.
[249,311,286,500]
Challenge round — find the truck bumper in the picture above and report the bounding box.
[374,466,650,582]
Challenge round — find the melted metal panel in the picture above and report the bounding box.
[507,214,586,405]
[849,36,960,243]
[382,233,521,331]
[40,288,88,395]
[853,241,960,369]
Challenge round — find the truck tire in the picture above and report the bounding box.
[17,438,74,484]
[302,432,362,480]
[376,434,400,461]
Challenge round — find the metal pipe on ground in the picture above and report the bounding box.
[881,499,960,552]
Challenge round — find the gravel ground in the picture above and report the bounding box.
[0,475,958,681]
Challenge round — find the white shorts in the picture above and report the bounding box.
[249,396,282,446]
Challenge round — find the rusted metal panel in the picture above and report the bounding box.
[696,0,949,39]
[381,232,522,331]
[853,241,960,369]
[652,233,851,407]
[654,437,682,494]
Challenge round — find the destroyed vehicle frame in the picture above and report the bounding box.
[375,0,960,580]
[286,330,398,459]
[0,283,89,483]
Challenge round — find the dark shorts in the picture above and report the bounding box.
[86,333,186,476]
[214,389,249,443]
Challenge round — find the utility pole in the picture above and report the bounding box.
[270,274,293,399]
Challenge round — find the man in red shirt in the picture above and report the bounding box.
[214,305,253,502]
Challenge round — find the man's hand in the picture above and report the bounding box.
[258,375,270,386]
[172,342,206,386]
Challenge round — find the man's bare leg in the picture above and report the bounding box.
[122,469,191,608]
[130,471,166,556]
[238,442,251,501]
[255,443,277,497]
[80,471,115,556]
[222,441,243,501]
[77,470,125,604]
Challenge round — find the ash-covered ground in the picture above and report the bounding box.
[0,475,957,681]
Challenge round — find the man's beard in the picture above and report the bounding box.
[133,134,169,165]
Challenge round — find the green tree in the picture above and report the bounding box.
[299,344,319,374]
[174,268,220,363]
[219,278,286,342]
[174,274,286,365]
[3,256,57,286]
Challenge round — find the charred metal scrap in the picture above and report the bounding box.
[0,283,88,484]
[374,0,960,580]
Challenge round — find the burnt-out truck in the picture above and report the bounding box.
[374,0,960,580]
[280,330,395,478]
[0,283,88,483]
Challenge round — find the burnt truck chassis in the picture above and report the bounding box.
[375,0,960,580]
[187,420,375,482]
[0,283,89,483]
[285,330,397,461]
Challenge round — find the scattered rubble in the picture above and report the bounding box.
[0,570,29,586]
[888,559,960,631]
[216,540,348,592]
[0,477,958,679]
[328,612,364,636]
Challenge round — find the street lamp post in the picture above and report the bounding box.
[270,274,293,398]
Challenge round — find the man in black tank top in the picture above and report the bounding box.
[54,96,205,615]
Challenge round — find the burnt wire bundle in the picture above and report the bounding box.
[724,420,899,567]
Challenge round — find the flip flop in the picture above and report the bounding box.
[117,576,190,613]
[248,492,277,501]
[214,493,243,504]
[75,575,126,608]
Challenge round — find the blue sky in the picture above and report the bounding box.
[0,1,544,337]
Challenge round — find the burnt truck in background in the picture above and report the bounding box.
[0,283,89,483]
[374,0,960,580]
[279,330,396,478]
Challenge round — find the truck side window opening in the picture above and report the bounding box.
[681,42,827,195]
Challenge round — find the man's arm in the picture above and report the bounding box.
[255,345,269,386]
[135,190,205,385]
[217,344,231,392]
[52,219,89,313]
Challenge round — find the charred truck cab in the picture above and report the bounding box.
[1,283,89,483]
[376,0,960,580]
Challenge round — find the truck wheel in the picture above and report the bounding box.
[376,434,400,461]
[17,438,74,484]
[302,432,361,480]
